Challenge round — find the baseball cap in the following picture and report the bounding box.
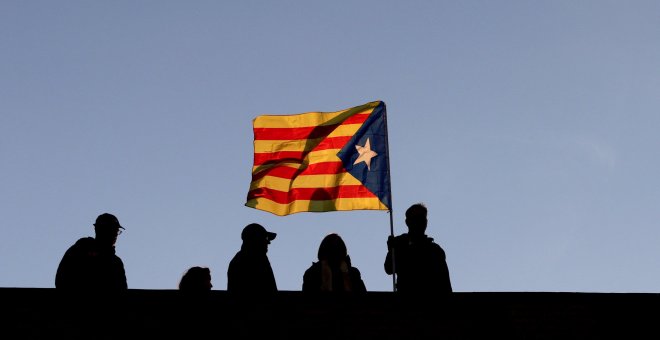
[241,223,276,242]
[94,213,125,230]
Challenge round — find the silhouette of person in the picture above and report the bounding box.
[179,266,213,291]
[227,223,277,296]
[384,203,452,293]
[303,233,366,293]
[55,213,128,290]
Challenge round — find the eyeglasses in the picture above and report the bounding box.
[116,229,123,236]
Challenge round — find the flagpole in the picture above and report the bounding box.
[389,209,396,292]
[382,101,396,292]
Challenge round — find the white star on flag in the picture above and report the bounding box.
[353,138,378,170]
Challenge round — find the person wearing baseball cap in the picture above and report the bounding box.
[227,223,277,297]
[55,213,128,290]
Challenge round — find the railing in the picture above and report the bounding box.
[2,288,658,339]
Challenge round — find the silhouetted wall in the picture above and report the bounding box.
[2,288,658,339]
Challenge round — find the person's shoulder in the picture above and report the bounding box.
[393,233,409,243]
[61,237,95,259]
[348,267,367,292]
[303,262,320,276]
[228,251,243,265]
[349,266,362,277]
[422,235,439,244]
[427,241,447,257]
[421,236,444,248]
[304,261,321,273]
[70,237,95,249]
[426,238,444,248]
[74,236,94,244]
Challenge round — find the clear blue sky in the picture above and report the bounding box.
[2,1,659,292]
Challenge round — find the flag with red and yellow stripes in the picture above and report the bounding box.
[246,100,391,216]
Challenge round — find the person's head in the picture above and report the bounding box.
[405,203,428,237]
[179,266,212,291]
[241,223,276,252]
[317,233,348,265]
[93,213,124,247]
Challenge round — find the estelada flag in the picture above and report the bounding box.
[246,100,391,216]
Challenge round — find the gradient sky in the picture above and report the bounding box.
[2,1,659,292]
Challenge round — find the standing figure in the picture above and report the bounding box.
[384,203,452,293]
[55,213,128,290]
[303,233,366,293]
[227,223,278,296]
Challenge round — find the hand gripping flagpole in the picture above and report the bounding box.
[382,102,396,292]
